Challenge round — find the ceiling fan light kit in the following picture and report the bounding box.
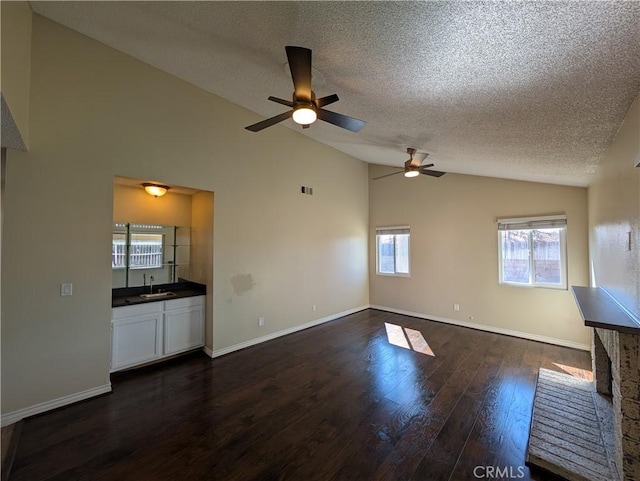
[372,147,447,181]
[245,46,366,133]
[292,105,317,125]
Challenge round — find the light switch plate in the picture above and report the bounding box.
[61,283,73,296]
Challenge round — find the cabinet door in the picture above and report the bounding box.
[111,313,163,371]
[164,306,204,355]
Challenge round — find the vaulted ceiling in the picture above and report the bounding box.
[31,1,640,186]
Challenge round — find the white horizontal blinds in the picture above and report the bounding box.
[497,215,566,231]
[376,226,410,235]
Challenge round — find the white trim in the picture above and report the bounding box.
[202,345,214,357]
[370,305,590,351]
[1,383,112,427]
[205,305,369,358]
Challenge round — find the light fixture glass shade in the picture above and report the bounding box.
[292,106,317,125]
[142,183,170,197]
[404,170,420,178]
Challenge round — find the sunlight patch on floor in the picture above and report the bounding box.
[404,328,435,356]
[553,362,593,381]
[385,322,410,349]
[384,323,434,356]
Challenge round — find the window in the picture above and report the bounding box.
[376,226,410,276]
[129,233,163,269]
[112,224,164,270]
[112,233,127,268]
[498,215,567,289]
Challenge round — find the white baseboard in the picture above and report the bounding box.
[1,383,112,427]
[202,345,214,358]
[206,305,369,358]
[370,305,590,351]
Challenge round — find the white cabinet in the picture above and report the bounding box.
[111,295,204,372]
[164,296,205,355]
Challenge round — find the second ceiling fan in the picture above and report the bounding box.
[245,46,366,133]
[372,148,446,180]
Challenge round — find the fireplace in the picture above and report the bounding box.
[573,286,640,481]
[591,327,640,480]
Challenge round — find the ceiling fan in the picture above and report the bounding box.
[372,148,446,180]
[245,46,366,133]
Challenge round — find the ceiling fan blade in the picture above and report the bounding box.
[420,169,446,178]
[315,94,339,108]
[372,169,404,180]
[268,96,295,108]
[317,109,366,132]
[245,110,293,132]
[285,46,312,103]
[420,163,434,169]
[416,152,429,163]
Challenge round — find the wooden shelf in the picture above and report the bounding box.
[572,286,640,334]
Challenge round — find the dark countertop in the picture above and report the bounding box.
[572,286,640,334]
[112,280,206,308]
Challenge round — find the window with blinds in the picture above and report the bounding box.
[376,226,410,276]
[497,215,567,289]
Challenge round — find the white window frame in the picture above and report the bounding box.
[375,226,411,277]
[497,215,567,289]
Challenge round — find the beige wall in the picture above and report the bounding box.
[369,168,590,347]
[191,191,214,348]
[1,16,369,415]
[1,1,32,149]
[588,92,640,318]
[113,183,193,227]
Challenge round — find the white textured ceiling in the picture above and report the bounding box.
[31,1,640,187]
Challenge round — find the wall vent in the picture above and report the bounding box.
[301,185,313,195]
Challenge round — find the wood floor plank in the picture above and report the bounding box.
[9,309,592,481]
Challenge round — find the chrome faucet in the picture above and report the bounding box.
[149,275,154,294]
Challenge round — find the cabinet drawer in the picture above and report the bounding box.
[113,302,162,320]
[163,295,204,311]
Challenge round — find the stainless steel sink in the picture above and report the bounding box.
[140,292,176,300]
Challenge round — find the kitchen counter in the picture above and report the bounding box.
[112,280,206,308]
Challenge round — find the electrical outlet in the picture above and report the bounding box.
[312,305,317,312]
[453,303,460,312]
[61,283,73,296]
[258,317,265,327]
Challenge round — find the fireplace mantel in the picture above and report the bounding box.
[572,285,640,480]
[571,286,640,334]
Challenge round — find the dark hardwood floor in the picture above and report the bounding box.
[9,309,591,481]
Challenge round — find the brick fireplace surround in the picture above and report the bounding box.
[592,327,640,480]
[573,287,640,481]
